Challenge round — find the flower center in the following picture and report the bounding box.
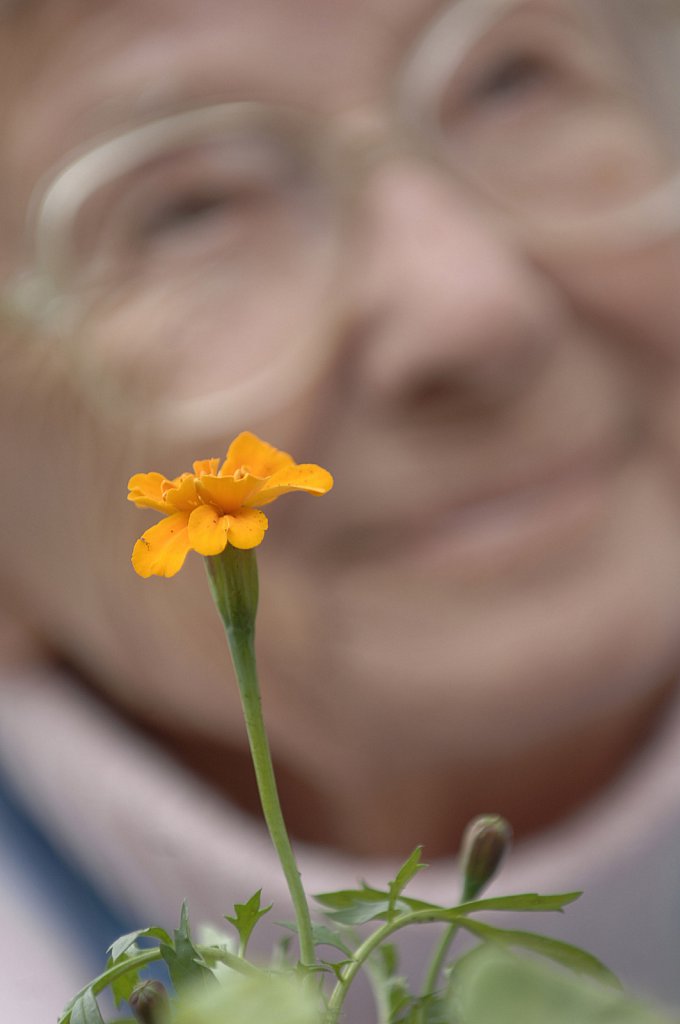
[233,465,251,481]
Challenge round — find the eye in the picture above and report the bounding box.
[467,51,555,104]
[138,189,244,240]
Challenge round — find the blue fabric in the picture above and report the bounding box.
[0,768,135,975]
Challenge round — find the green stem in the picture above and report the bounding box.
[229,627,316,966]
[205,549,315,968]
[76,949,161,1004]
[202,947,263,977]
[326,909,458,1024]
[61,945,261,1021]
[421,923,460,999]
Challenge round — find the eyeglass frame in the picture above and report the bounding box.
[3,0,680,439]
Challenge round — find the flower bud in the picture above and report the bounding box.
[129,980,171,1024]
[459,814,512,902]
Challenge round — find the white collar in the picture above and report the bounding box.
[2,665,680,1005]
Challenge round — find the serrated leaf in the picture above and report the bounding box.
[109,926,172,963]
[324,896,396,925]
[161,901,215,990]
[225,890,273,955]
[315,884,440,916]
[315,882,433,925]
[387,847,427,917]
[70,989,105,1024]
[312,923,353,956]
[106,955,143,1009]
[279,920,353,956]
[456,892,581,915]
[459,919,620,986]
[314,885,391,909]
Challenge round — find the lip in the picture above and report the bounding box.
[340,446,628,577]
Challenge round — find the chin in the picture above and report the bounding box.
[306,462,680,755]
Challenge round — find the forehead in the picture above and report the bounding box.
[0,0,446,212]
[4,0,442,123]
[0,0,633,234]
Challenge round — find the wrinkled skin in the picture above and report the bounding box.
[1,0,680,855]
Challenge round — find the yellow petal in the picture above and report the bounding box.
[163,474,201,511]
[127,472,171,513]
[161,472,192,500]
[131,512,192,578]
[249,464,334,506]
[188,504,230,556]
[220,431,294,479]
[225,508,269,549]
[193,457,220,477]
[195,473,262,513]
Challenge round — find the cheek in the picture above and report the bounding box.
[552,238,680,357]
[550,240,680,460]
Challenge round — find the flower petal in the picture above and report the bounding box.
[131,512,192,578]
[163,474,201,511]
[195,473,262,513]
[225,508,269,549]
[220,431,294,479]
[248,464,334,506]
[127,472,171,513]
[188,504,230,556]
[193,457,220,477]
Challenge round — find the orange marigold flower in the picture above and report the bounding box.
[128,431,333,578]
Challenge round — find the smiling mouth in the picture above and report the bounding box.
[342,446,629,576]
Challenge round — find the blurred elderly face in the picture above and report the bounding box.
[2,0,680,847]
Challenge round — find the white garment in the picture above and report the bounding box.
[1,665,680,1021]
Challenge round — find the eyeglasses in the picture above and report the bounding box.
[5,0,680,439]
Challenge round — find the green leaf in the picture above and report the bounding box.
[315,883,434,925]
[279,920,353,957]
[315,884,440,918]
[58,1003,74,1023]
[225,890,273,955]
[315,887,580,928]
[311,923,353,956]
[314,884,392,909]
[324,896,396,925]
[456,892,582,914]
[161,901,215,990]
[107,934,167,1008]
[376,942,399,979]
[109,926,172,963]
[70,989,106,1024]
[388,980,413,1021]
[452,947,677,1024]
[387,847,427,917]
[459,919,620,986]
[107,955,143,1010]
[415,993,451,1024]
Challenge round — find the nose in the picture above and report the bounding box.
[340,161,555,421]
